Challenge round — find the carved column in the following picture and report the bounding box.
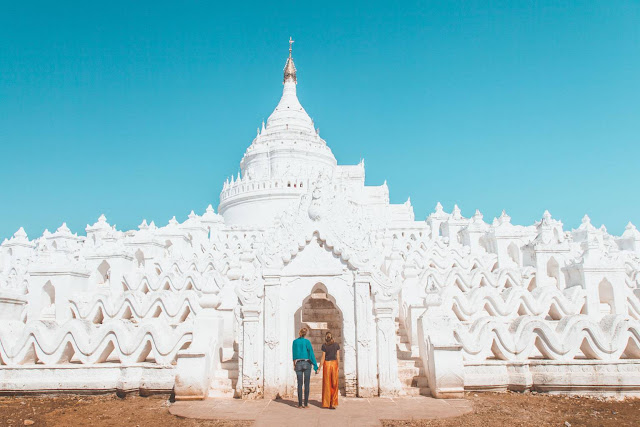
[354,271,377,397]
[401,263,421,353]
[262,272,282,398]
[417,312,464,398]
[174,292,224,400]
[236,273,265,399]
[240,304,263,398]
[375,299,403,397]
[342,273,358,397]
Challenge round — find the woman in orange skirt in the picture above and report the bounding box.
[319,331,340,409]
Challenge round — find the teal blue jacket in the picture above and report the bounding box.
[292,337,318,371]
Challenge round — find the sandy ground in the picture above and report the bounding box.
[0,392,638,426]
[383,392,640,427]
[0,394,249,427]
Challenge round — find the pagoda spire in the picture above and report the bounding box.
[283,37,297,83]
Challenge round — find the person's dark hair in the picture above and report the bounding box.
[325,331,334,345]
[299,327,308,338]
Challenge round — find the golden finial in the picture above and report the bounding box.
[284,37,297,83]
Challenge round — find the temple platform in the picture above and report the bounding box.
[169,395,472,426]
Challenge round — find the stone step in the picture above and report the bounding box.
[397,365,425,376]
[209,376,233,389]
[308,336,343,342]
[303,317,341,322]
[208,376,237,398]
[396,348,413,359]
[402,386,431,397]
[221,359,238,370]
[398,375,430,388]
[398,365,421,376]
[397,366,420,378]
[208,388,235,398]
[221,347,236,361]
[306,322,342,328]
[214,368,238,379]
[396,335,410,344]
[303,314,340,320]
[304,321,329,329]
[397,358,423,368]
[303,301,336,309]
[302,307,341,314]
[307,330,343,336]
[411,376,429,388]
[403,387,421,396]
[396,341,411,351]
[400,376,416,386]
[307,329,342,336]
[303,322,341,329]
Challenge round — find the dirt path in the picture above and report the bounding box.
[383,392,640,427]
[0,392,639,427]
[0,394,248,427]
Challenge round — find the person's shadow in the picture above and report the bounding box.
[274,397,323,408]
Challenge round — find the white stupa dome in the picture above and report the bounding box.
[218,40,337,227]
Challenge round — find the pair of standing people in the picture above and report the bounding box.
[291,327,340,409]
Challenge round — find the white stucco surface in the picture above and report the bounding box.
[2,46,640,399]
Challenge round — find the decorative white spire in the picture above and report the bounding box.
[622,221,640,240]
[498,210,511,224]
[452,204,462,219]
[578,214,597,232]
[13,227,28,239]
[55,222,72,235]
[284,37,297,83]
[239,38,323,156]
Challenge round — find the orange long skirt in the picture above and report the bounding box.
[322,360,339,408]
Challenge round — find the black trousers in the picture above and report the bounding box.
[295,360,312,406]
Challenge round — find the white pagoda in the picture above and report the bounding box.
[1,41,640,400]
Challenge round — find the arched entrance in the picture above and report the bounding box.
[294,285,345,398]
[250,259,381,399]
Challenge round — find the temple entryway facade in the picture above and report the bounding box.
[296,287,345,395]
[236,232,403,399]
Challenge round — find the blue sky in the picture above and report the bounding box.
[1,1,638,240]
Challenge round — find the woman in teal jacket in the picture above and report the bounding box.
[292,327,318,408]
